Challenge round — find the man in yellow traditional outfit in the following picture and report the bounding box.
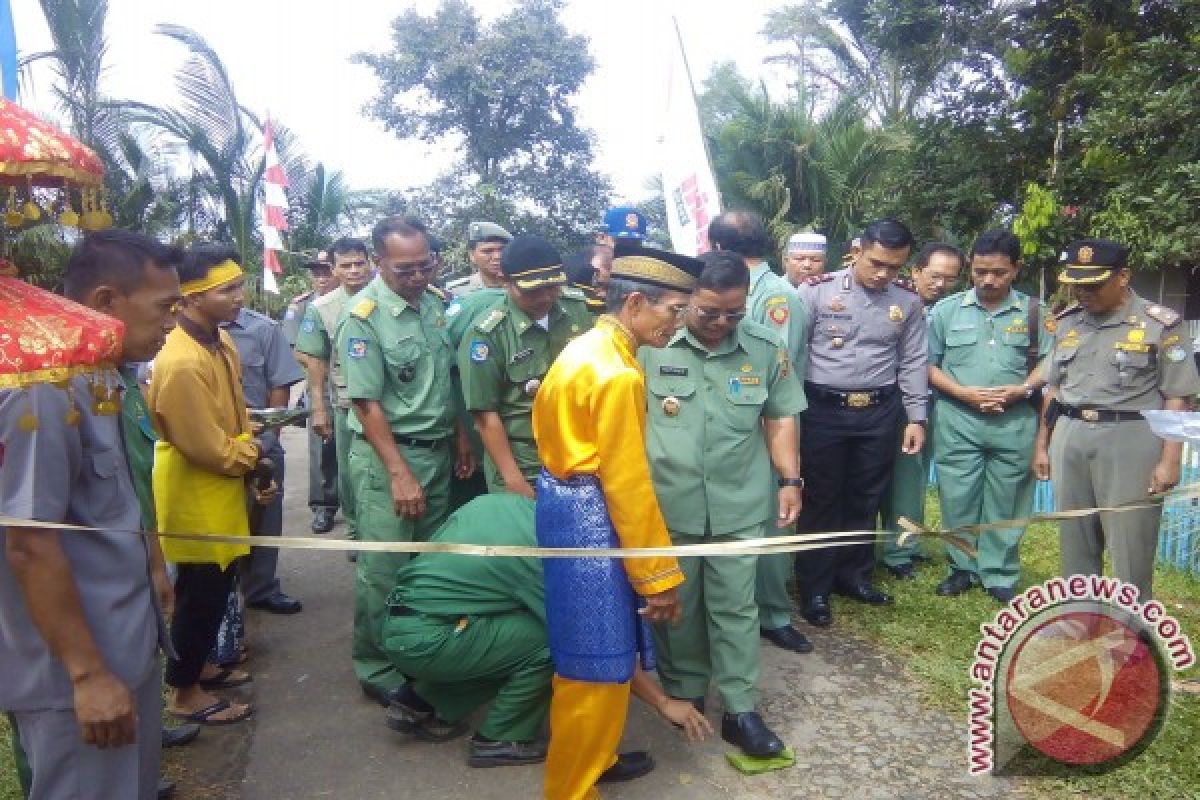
[532,246,704,799]
[148,245,274,726]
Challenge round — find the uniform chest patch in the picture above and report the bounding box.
[1166,345,1188,362]
[347,338,368,359]
[888,305,904,322]
[659,365,688,376]
[469,340,490,362]
[1127,329,1146,343]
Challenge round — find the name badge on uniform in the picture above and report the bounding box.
[738,376,761,386]
[510,347,534,364]
[659,365,688,376]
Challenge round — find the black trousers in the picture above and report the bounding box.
[794,392,902,600]
[166,562,236,688]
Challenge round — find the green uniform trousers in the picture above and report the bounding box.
[934,402,1036,590]
[334,407,357,540]
[382,611,552,742]
[482,438,540,493]
[654,525,762,713]
[7,712,31,798]
[349,436,451,693]
[1050,417,1164,600]
[880,403,934,567]
[755,487,795,631]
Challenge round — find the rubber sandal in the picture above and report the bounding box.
[198,667,252,690]
[169,699,253,726]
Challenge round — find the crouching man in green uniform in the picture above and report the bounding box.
[640,251,807,757]
[458,235,592,497]
[382,493,714,768]
[339,217,476,706]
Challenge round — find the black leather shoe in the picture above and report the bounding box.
[936,570,976,597]
[161,722,200,748]
[311,507,336,534]
[885,561,916,580]
[157,777,176,799]
[801,596,832,627]
[598,751,655,784]
[987,586,1017,604]
[467,736,547,767]
[835,582,893,605]
[721,711,785,757]
[761,625,814,653]
[362,684,407,708]
[248,592,303,614]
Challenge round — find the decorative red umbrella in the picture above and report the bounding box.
[0,98,109,231]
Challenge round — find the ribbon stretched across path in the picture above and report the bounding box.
[2,483,1197,560]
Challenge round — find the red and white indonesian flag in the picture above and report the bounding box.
[260,119,288,294]
[662,19,721,256]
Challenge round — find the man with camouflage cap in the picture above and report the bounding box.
[459,235,592,497]
[1034,238,1200,600]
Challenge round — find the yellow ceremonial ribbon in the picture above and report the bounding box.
[180,259,244,296]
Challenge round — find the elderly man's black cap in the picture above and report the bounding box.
[610,246,703,292]
[1058,238,1128,285]
[502,234,566,291]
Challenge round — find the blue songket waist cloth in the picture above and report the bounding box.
[536,469,655,683]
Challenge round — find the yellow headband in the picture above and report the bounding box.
[181,259,244,296]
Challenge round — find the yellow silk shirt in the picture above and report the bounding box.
[532,315,683,596]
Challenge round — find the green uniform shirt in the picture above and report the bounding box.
[338,276,456,438]
[928,288,1051,388]
[296,286,356,409]
[748,261,807,378]
[446,288,506,351]
[389,494,545,623]
[118,367,156,530]
[640,320,807,536]
[1045,292,1200,409]
[459,290,594,442]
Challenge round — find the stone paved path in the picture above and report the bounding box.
[166,426,1025,799]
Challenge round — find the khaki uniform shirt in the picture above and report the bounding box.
[640,320,807,536]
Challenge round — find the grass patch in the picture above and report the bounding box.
[1,714,23,800]
[838,491,1200,799]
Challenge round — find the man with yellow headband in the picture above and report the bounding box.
[147,245,274,726]
[1034,238,1200,600]
[533,245,702,799]
[459,234,592,497]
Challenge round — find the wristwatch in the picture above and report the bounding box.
[1023,383,1036,398]
[777,477,805,489]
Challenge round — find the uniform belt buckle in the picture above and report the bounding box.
[846,392,872,409]
[1081,409,1100,422]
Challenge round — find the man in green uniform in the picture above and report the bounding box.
[927,231,1047,603]
[295,238,374,541]
[879,243,964,578]
[459,235,593,496]
[641,251,806,756]
[1034,238,1200,600]
[338,217,476,705]
[708,210,811,654]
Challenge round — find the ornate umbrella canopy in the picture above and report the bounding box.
[0,98,110,230]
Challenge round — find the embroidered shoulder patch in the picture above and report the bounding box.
[347,337,368,359]
[469,340,490,362]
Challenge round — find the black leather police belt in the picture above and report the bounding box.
[1056,403,1144,423]
[392,434,449,449]
[805,382,897,409]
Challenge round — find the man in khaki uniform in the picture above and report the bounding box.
[338,217,476,704]
[1034,238,1200,600]
[640,251,806,757]
[459,235,592,496]
[708,210,811,654]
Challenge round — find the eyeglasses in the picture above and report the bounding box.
[690,306,747,322]
[387,260,437,279]
[663,302,689,319]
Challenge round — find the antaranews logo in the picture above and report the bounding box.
[967,574,1195,775]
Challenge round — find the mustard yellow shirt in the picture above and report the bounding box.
[532,316,683,595]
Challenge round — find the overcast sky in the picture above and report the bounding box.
[12,0,795,202]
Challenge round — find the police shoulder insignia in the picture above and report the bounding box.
[469,340,490,363]
[803,274,834,286]
[476,308,506,334]
[1144,304,1181,327]
[350,298,376,319]
[347,337,369,359]
[1054,303,1082,320]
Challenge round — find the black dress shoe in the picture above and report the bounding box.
[161,722,200,748]
[311,507,336,534]
[801,596,832,627]
[835,582,893,605]
[248,592,303,614]
[362,683,408,708]
[157,777,176,799]
[885,561,916,580]
[987,586,1016,604]
[467,736,547,767]
[761,625,814,653]
[721,712,785,757]
[936,570,976,597]
[598,751,655,784]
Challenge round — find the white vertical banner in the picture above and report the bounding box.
[662,17,721,256]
